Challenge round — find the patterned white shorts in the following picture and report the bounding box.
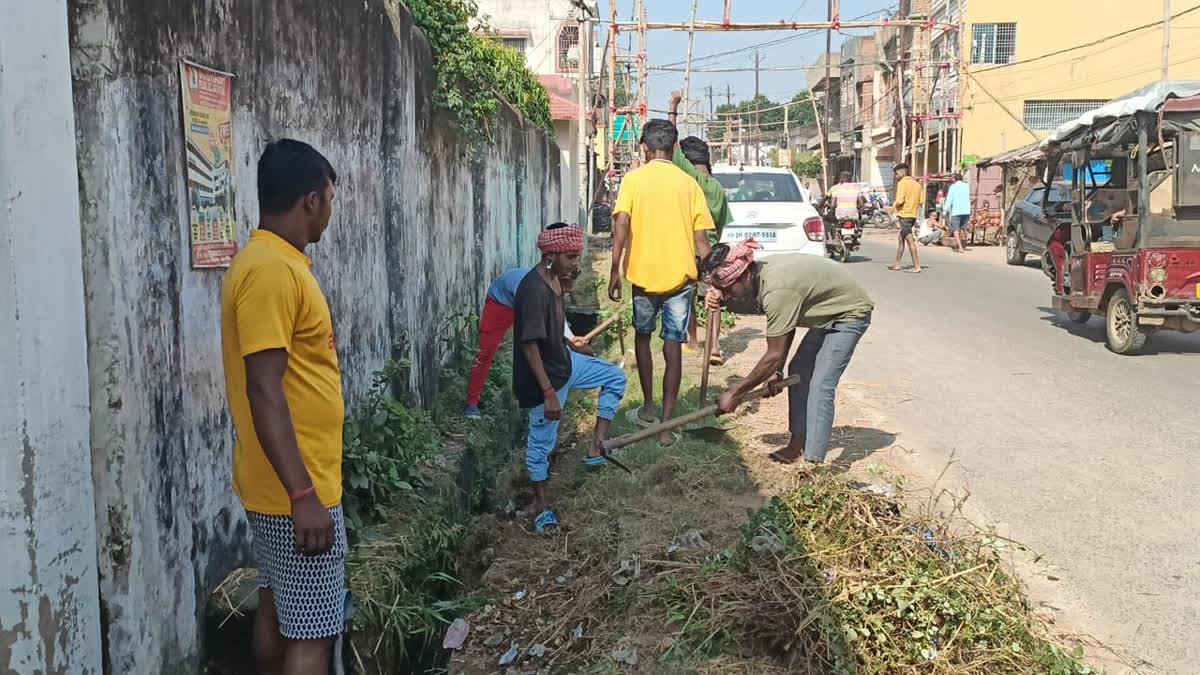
[246,504,348,640]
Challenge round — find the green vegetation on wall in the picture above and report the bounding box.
[405,0,552,138]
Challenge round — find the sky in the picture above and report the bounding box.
[603,0,899,114]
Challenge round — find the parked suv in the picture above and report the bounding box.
[1006,183,1072,267]
[711,165,826,258]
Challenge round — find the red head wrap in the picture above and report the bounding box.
[537,224,584,253]
[703,239,762,289]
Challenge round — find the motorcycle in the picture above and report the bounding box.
[819,204,860,263]
[860,196,890,228]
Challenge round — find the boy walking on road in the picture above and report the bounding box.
[889,162,924,273]
[516,225,626,533]
[220,139,344,674]
[943,172,970,253]
[609,119,714,446]
[701,241,874,465]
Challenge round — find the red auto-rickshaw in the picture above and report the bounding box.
[1041,81,1200,354]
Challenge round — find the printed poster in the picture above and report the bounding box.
[179,61,238,268]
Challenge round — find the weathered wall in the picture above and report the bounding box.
[67,0,560,671]
[1,3,104,673]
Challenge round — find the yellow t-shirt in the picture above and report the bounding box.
[221,229,345,515]
[894,176,924,219]
[613,159,714,293]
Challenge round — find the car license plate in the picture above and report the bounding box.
[1195,282,1200,298]
[727,229,778,243]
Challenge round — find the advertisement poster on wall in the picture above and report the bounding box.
[179,61,237,268]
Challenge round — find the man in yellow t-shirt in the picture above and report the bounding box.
[220,139,344,669]
[608,118,714,446]
[889,162,924,273]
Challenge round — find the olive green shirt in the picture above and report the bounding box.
[672,146,732,244]
[758,254,874,336]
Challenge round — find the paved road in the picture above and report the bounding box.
[838,235,1199,674]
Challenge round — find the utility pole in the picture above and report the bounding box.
[823,0,833,188]
[754,50,762,165]
[683,0,698,129]
[705,85,714,141]
[725,84,733,107]
[1163,0,1172,79]
[782,104,790,168]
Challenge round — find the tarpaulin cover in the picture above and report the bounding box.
[1039,80,1200,150]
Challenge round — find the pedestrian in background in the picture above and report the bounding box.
[609,118,714,446]
[888,162,923,273]
[943,172,970,253]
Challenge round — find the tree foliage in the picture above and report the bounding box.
[406,0,551,139]
[709,91,820,143]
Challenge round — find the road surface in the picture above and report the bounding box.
[835,235,1199,674]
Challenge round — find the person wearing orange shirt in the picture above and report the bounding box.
[221,139,344,674]
[608,119,714,446]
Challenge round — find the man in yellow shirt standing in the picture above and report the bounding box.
[221,139,344,674]
[889,162,924,273]
[609,119,715,445]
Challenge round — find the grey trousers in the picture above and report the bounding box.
[787,316,871,462]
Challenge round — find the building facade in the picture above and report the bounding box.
[475,0,598,226]
[962,0,1200,160]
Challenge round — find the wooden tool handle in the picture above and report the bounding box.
[582,312,621,342]
[602,374,805,452]
[698,307,720,405]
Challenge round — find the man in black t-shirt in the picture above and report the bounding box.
[514,224,626,533]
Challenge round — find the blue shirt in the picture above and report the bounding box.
[487,267,532,307]
[943,181,971,217]
[488,266,573,337]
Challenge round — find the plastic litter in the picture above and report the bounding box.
[675,528,709,550]
[751,534,785,554]
[611,647,639,665]
[499,646,519,666]
[528,643,547,657]
[513,589,527,601]
[572,623,584,640]
[611,557,642,586]
[555,575,566,584]
[441,618,470,650]
[484,632,507,648]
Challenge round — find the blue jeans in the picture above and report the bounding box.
[526,351,627,481]
[632,283,692,343]
[787,316,871,462]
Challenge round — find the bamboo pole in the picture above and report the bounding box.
[682,0,698,128]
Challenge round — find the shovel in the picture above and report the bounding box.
[602,374,805,453]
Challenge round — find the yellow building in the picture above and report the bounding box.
[962,0,1200,161]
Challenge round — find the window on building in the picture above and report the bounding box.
[1023,100,1107,130]
[502,37,528,54]
[557,24,580,71]
[971,23,1016,65]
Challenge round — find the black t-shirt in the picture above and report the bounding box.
[512,269,572,408]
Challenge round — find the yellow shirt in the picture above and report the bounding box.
[894,175,924,219]
[613,159,714,293]
[221,229,344,515]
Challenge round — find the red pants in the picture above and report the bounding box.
[465,297,515,406]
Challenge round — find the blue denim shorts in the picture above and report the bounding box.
[632,283,693,343]
[950,214,970,232]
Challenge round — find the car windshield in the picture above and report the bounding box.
[715,173,803,202]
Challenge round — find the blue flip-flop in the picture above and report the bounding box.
[534,510,559,534]
[582,447,628,467]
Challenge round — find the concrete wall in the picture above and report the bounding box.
[1,3,105,673]
[963,0,1200,158]
[64,0,560,671]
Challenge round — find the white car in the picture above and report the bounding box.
[711,165,826,258]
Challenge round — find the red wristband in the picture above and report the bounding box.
[289,485,316,502]
[543,387,556,398]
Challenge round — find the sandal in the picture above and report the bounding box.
[534,510,559,534]
[582,447,627,467]
[625,408,659,428]
[709,352,724,366]
[768,450,800,465]
[658,432,683,448]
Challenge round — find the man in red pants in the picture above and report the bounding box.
[464,224,580,419]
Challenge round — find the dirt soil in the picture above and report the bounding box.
[443,240,1103,675]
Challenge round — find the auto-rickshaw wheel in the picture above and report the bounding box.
[1105,288,1148,354]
